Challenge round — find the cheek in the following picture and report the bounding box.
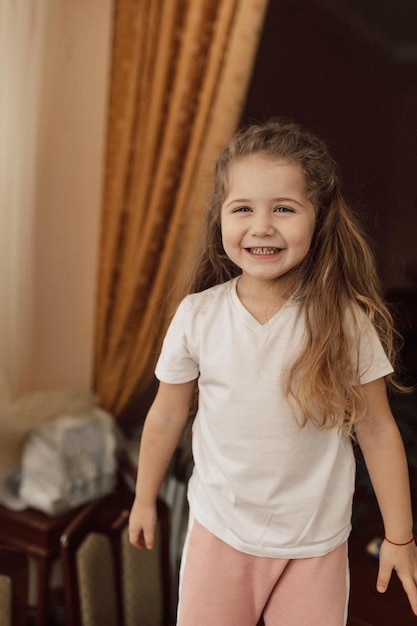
[304,233,315,253]
[293,227,315,258]
[301,219,316,249]
[221,220,237,245]
[220,225,232,256]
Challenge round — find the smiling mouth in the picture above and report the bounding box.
[248,247,281,255]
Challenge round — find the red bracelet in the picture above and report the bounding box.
[384,534,417,546]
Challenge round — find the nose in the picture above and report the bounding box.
[250,212,275,237]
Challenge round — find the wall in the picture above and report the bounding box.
[22,1,114,393]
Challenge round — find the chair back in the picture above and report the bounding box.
[0,545,28,626]
[60,490,170,626]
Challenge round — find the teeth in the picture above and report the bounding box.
[250,247,279,255]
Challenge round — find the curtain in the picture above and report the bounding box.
[94,0,268,415]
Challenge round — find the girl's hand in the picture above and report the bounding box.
[377,539,417,616]
[128,498,157,550]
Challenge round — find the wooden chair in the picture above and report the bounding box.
[0,545,29,626]
[60,490,170,626]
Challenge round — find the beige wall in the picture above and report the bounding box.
[21,1,113,393]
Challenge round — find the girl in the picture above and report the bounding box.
[129,119,417,625]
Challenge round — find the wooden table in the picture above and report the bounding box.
[0,504,82,626]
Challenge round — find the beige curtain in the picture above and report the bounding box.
[94,0,268,415]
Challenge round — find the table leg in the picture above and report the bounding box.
[35,557,52,626]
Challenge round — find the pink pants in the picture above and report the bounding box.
[177,517,349,626]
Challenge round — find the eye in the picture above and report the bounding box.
[233,205,252,213]
[274,205,293,213]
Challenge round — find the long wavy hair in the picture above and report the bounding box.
[186,118,403,434]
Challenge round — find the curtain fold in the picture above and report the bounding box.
[95,0,268,415]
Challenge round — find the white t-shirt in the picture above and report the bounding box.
[155,277,393,558]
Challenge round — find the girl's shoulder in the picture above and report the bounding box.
[182,278,237,310]
[344,301,373,328]
[343,302,383,349]
[169,279,237,335]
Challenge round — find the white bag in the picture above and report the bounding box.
[19,408,119,515]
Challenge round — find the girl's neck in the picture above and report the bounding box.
[236,276,292,324]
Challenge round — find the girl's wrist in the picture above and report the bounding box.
[384,534,416,546]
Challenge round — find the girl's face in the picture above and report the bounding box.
[221,155,316,291]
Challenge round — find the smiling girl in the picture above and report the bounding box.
[129,119,417,625]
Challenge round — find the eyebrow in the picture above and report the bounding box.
[223,197,305,208]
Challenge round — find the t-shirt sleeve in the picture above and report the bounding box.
[351,309,394,385]
[155,297,199,384]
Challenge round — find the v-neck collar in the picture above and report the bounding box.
[229,276,294,331]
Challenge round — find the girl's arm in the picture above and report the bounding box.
[129,380,196,550]
[355,377,417,616]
